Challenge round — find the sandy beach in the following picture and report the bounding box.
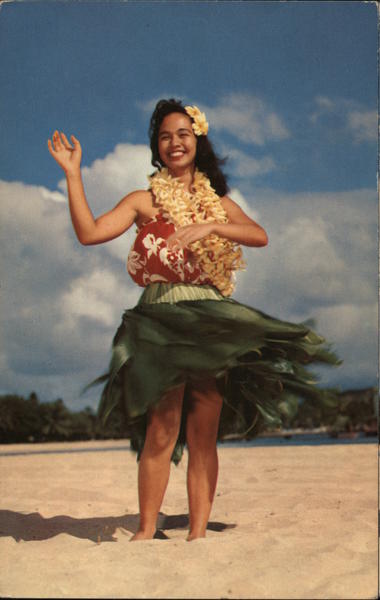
[0,439,377,599]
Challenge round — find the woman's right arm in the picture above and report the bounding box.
[47,131,140,245]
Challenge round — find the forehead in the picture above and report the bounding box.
[159,112,193,133]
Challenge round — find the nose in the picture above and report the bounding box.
[169,135,181,149]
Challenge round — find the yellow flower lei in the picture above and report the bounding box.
[149,168,246,296]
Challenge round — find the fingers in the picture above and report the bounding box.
[167,224,211,249]
[47,138,56,156]
[171,228,194,247]
[51,130,63,151]
[71,134,81,147]
[166,234,194,250]
[47,131,64,154]
[60,131,73,150]
[47,131,79,153]
[70,134,82,152]
[168,239,183,251]
[167,231,185,250]
[167,227,194,248]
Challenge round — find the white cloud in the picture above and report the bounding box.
[310,96,377,144]
[0,178,138,408]
[314,302,377,346]
[233,187,377,388]
[61,269,138,327]
[236,188,377,310]
[137,98,159,114]
[347,110,378,143]
[316,96,335,110]
[225,148,276,179]
[310,95,336,123]
[312,302,378,388]
[38,187,67,203]
[204,93,290,145]
[274,215,347,295]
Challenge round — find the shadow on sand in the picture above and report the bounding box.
[0,510,236,543]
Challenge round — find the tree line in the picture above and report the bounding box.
[0,393,125,443]
[279,386,377,436]
[0,387,377,444]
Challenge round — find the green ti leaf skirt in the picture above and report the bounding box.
[93,282,341,463]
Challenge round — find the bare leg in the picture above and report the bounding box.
[186,379,223,541]
[131,386,184,541]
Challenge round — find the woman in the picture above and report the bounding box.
[48,99,339,542]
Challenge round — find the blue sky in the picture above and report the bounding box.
[0,1,377,410]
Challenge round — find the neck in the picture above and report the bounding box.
[167,165,195,192]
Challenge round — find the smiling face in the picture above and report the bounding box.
[157,112,197,174]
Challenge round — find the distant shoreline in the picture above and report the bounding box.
[0,430,376,457]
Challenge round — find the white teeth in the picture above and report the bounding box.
[169,151,184,157]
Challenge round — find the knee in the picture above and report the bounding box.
[143,386,184,455]
[150,427,178,453]
[145,416,180,454]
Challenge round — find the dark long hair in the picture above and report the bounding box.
[148,98,229,197]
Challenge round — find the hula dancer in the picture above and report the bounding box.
[48,99,340,541]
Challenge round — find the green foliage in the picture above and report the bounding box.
[0,386,377,444]
[289,386,377,433]
[0,392,127,444]
[0,393,43,443]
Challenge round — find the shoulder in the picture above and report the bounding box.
[120,189,152,205]
[116,189,153,213]
[220,195,243,216]
[220,195,236,209]
[219,194,259,226]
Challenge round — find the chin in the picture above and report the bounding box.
[169,159,195,170]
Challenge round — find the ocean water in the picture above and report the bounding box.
[220,432,377,448]
[0,432,377,457]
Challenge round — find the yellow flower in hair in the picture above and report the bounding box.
[185,105,209,136]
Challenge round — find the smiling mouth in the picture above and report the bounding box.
[168,151,185,158]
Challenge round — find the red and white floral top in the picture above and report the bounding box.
[127,212,212,288]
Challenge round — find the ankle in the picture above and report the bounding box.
[137,524,156,537]
[130,527,156,541]
[187,530,206,542]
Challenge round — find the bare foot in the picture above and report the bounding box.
[130,529,169,541]
[186,532,206,542]
[130,530,155,542]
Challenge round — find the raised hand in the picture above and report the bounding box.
[47,131,82,175]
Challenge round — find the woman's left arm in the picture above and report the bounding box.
[216,196,268,247]
[167,196,268,249]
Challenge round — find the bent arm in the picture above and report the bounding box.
[48,131,140,245]
[217,196,268,247]
[167,196,268,249]
[65,171,139,245]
